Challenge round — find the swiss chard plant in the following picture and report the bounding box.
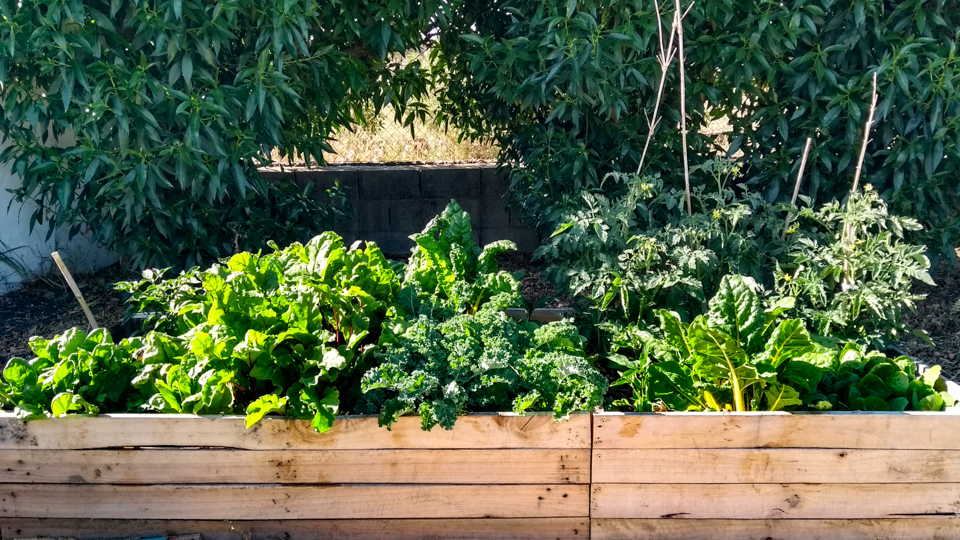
[610,275,817,412]
[401,200,521,318]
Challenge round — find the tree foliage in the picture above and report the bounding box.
[435,0,960,258]
[0,0,445,267]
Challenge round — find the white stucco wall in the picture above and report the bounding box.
[0,140,117,294]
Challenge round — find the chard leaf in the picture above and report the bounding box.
[245,394,288,428]
[760,319,815,367]
[707,275,763,352]
[647,361,703,411]
[763,383,802,411]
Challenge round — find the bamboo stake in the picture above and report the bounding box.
[782,137,813,238]
[851,72,879,194]
[674,0,692,216]
[51,252,99,330]
[636,0,680,175]
[842,72,880,291]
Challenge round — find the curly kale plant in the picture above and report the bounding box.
[359,299,607,430]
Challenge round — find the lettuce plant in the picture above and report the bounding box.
[803,344,955,412]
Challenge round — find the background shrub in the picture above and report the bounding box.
[0,0,442,268]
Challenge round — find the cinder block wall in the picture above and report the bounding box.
[258,164,539,257]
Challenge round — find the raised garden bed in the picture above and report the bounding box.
[4,411,960,540]
[0,412,591,540]
[592,411,960,540]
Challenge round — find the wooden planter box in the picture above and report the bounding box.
[4,410,960,540]
[592,411,960,540]
[0,412,591,540]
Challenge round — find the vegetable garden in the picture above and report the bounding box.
[2,0,960,538]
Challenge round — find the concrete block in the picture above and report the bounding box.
[367,231,416,257]
[357,167,421,200]
[509,209,531,229]
[357,199,390,232]
[478,193,511,229]
[480,166,509,199]
[295,168,359,202]
[257,168,295,185]
[389,199,425,234]
[421,165,482,199]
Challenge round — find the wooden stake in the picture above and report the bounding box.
[782,137,813,238]
[51,252,99,330]
[851,72,879,194]
[674,0,692,216]
[636,0,680,175]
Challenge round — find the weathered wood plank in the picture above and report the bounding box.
[591,518,960,540]
[0,448,588,484]
[2,484,589,520]
[594,412,960,450]
[591,483,960,519]
[0,412,591,450]
[593,449,960,484]
[0,518,590,540]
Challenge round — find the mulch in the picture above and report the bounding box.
[0,264,131,365]
[898,260,960,380]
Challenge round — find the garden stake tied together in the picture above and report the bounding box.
[782,137,814,239]
[637,0,695,217]
[51,251,99,331]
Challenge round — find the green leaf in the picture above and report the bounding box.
[708,275,763,352]
[245,394,288,429]
[763,383,802,411]
[647,361,703,411]
[761,319,815,367]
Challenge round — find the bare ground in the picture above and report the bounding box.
[0,264,131,364]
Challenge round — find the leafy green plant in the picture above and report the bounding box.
[0,328,146,420]
[608,274,955,413]
[0,0,441,268]
[400,200,522,318]
[359,299,607,430]
[802,344,956,412]
[610,275,815,412]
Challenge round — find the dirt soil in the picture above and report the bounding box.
[898,261,960,380]
[496,252,572,309]
[0,264,132,366]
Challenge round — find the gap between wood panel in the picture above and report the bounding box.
[0,518,591,540]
